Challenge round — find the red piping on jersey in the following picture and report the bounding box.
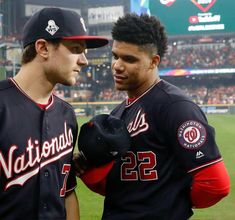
[46,96,54,109]
[127,97,137,105]
[187,157,222,173]
[10,78,54,109]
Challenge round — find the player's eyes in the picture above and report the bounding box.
[112,54,118,60]
[71,47,84,54]
[123,56,138,63]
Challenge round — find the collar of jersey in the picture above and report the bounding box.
[10,77,54,110]
[125,79,161,107]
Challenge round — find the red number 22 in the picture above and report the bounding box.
[121,151,158,181]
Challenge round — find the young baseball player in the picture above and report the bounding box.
[78,13,230,219]
[0,7,108,220]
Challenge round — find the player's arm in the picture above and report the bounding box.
[163,101,230,208]
[190,160,230,208]
[65,190,80,220]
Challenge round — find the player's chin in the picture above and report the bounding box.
[114,82,127,91]
[61,77,77,86]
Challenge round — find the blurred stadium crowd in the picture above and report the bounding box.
[1,35,235,106]
[160,38,235,69]
[0,0,234,107]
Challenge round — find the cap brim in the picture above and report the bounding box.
[62,36,109,48]
[80,160,114,185]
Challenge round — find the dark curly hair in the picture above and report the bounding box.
[111,13,168,58]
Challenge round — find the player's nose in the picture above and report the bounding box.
[112,59,124,72]
[77,53,88,66]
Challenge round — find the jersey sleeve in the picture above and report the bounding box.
[66,117,78,195]
[190,160,230,208]
[163,100,222,172]
[65,160,77,195]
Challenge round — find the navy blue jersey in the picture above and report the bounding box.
[103,80,221,220]
[0,79,78,220]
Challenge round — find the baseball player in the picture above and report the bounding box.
[78,13,230,219]
[0,7,108,220]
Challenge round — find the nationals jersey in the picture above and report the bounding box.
[0,79,77,220]
[103,80,222,220]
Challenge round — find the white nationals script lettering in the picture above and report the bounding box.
[127,109,149,137]
[0,122,73,190]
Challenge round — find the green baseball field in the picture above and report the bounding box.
[75,114,235,220]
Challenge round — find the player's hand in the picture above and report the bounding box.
[73,152,90,177]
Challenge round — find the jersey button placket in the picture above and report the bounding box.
[43,203,48,210]
[40,112,50,216]
[44,113,49,132]
[44,171,49,177]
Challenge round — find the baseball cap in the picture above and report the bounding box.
[79,161,115,195]
[77,114,130,195]
[22,7,109,48]
[78,114,131,167]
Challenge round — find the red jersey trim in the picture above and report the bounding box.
[187,157,222,173]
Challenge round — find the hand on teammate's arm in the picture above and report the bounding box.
[73,152,115,196]
[190,160,230,208]
[73,152,90,177]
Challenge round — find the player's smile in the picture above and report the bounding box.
[113,74,127,83]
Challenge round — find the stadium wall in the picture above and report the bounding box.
[70,101,235,116]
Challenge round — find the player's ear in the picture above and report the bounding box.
[150,54,160,69]
[35,39,49,59]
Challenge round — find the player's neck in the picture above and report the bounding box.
[13,66,53,104]
[127,76,160,99]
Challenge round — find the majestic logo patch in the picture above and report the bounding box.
[177,120,206,150]
[196,150,204,159]
[46,20,59,35]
